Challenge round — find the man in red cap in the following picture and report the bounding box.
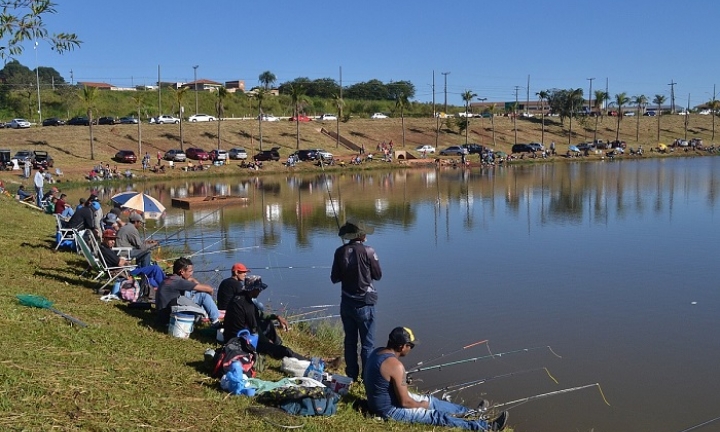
[216,263,250,310]
[99,229,167,289]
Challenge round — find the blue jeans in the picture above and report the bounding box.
[130,265,166,289]
[186,291,220,322]
[35,186,42,207]
[131,249,152,268]
[386,393,489,430]
[340,301,375,380]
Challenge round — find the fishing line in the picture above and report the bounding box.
[407,345,562,375]
[318,157,342,233]
[191,265,331,273]
[415,339,490,368]
[676,415,720,432]
[157,203,232,242]
[289,314,341,325]
[157,246,259,263]
[287,309,329,320]
[490,383,611,411]
[429,367,558,398]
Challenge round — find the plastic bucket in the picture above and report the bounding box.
[330,374,353,395]
[168,313,195,338]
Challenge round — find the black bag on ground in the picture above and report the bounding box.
[257,386,340,416]
[211,334,258,379]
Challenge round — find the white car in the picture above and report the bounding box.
[155,115,180,124]
[188,113,216,122]
[699,109,712,115]
[258,114,279,122]
[415,145,436,154]
[623,111,636,117]
[320,114,337,121]
[371,113,388,119]
[228,147,248,160]
[9,118,31,128]
[456,112,473,118]
[317,149,333,160]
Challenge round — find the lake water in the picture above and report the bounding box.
[86,157,720,431]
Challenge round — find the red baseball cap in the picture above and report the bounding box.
[232,263,249,272]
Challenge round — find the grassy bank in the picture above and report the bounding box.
[0,194,515,431]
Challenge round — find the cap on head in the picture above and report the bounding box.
[129,213,144,223]
[105,213,118,223]
[232,263,249,273]
[338,217,375,240]
[243,275,267,292]
[102,229,117,239]
[88,193,99,202]
[388,327,419,347]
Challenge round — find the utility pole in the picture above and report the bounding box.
[442,71,450,113]
[433,70,439,149]
[526,75,530,115]
[605,78,609,110]
[668,79,677,114]
[587,77,595,115]
[70,69,74,86]
[157,65,162,116]
[514,86,520,145]
[193,65,199,115]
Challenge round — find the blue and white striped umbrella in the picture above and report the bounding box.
[111,191,166,214]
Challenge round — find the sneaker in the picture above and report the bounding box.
[490,411,509,431]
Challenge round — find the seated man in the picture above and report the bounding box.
[16,185,34,202]
[98,230,167,289]
[364,327,509,431]
[116,213,158,268]
[155,257,220,327]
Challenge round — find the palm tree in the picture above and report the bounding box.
[461,90,477,146]
[169,86,189,150]
[395,91,409,148]
[614,93,629,143]
[131,92,144,156]
[593,90,609,143]
[632,94,648,141]
[258,71,276,90]
[487,103,499,146]
[567,88,584,145]
[653,94,666,142]
[708,98,720,141]
[253,88,268,151]
[215,87,228,151]
[79,86,98,160]
[333,94,344,148]
[536,90,549,145]
[289,84,309,149]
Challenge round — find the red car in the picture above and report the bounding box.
[185,147,209,161]
[289,114,312,122]
[113,150,137,163]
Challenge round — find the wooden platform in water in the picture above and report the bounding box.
[171,196,249,210]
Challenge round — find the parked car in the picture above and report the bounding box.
[208,149,228,162]
[68,116,90,126]
[319,114,337,121]
[576,142,596,152]
[643,111,657,117]
[293,149,321,161]
[512,144,535,153]
[528,142,545,152]
[98,116,116,125]
[113,150,137,163]
[42,117,65,126]
[371,113,388,119]
[185,147,209,161]
[456,112,473,118]
[228,147,248,160]
[462,143,484,154]
[289,114,312,122]
[9,118,31,129]
[317,149,333,160]
[12,150,33,162]
[699,109,712,115]
[0,149,12,169]
[188,113,216,122]
[31,151,53,168]
[623,111,636,117]
[439,146,468,156]
[415,144,436,154]
[164,149,186,162]
[253,147,281,161]
[155,115,180,124]
[258,114,279,122]
[118,117,139,124]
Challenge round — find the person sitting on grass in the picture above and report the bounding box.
[98,229,167,290]
[155,257,220,327]
[16,185,34,202]
[364,327,509,431]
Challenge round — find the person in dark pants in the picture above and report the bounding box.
[331,218,382,380]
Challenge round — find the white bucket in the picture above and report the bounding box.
[168,313,195,338]
[330,374,353,395]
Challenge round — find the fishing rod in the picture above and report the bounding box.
[415,339,490,369]
[318,157,342,235]
[289,314,340,325]
[192,265,331,273]
[407,345,562,375]
[157,245,259,263]
[676,415,720,432]
[490,383,611,411]
[287,308,329,320]
[154,201,234,242]
[429,367,558,399]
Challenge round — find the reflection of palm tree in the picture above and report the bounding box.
[216,87,228,151]
[536,90,549,145]
[289,84,309,149]
[614,93,629,143]
[79,86,98,160]
[461,90,477,146]
[632,94,647,141]
[653,94,666,142]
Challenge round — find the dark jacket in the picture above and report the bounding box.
[330,240,382,306]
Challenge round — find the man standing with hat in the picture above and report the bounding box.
[116,213,158,267]
[331,218,382,381]
[364,327,509,431]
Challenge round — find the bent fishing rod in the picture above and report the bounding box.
[489,383,611,411]
[428,367,558,399]
[192,264,331,273]
[415,339,490,369]
[407,345,562,375]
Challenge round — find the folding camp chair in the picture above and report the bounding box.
[73,229,136,292]
[54,214,75,251]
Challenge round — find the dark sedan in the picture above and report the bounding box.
[253,147,281,161]
[98,116,116,125]
[118,117,139,124]
[67,116,90,126]
[113,150,137,163]
[42,117,65,126]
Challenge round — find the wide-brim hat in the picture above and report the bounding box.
[338,218,375,240]
[243,275,267,292]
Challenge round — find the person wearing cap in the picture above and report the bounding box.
[99,229,167,289]
[331,218,382,381]
[33,166,44,208]
[116,213,158,268]
[88,195,104,235]
[66,198,98,235]
[223,275,306,361]
[217,263,250,310]
[102,212,119,231]
[364,327,509,431]
[156,257,220,327]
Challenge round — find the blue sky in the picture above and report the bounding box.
[11,0,720,107]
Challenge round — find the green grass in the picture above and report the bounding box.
[0,193,517,431]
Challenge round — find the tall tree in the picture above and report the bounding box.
[593,90,609,142]
[169,86,188,150]
[632,94,648,141]
[708,98,720,141]
[258,71,276,90]
[333,93,344,148]
[461,90,477,146]
[131,92,144,156]
[78,86,97,160]
[0,1,81,59]
[395,91,409,148]
[614,92,630,143]
[215,86,228,151]
[536,90,549,145]
[566,88,584,145]
[288,84,309,149]
[487,103,500,146]
[253,88,268,151]
[653,94,666,142]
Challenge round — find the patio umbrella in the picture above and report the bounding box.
[111,191,166,215]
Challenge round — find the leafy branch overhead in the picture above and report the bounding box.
[0,0,81,58]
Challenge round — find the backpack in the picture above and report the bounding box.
[119,277,141,302]
[257,386,340,416]
[211,332,258,379]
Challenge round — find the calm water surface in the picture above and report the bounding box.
[86,157,720,431]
